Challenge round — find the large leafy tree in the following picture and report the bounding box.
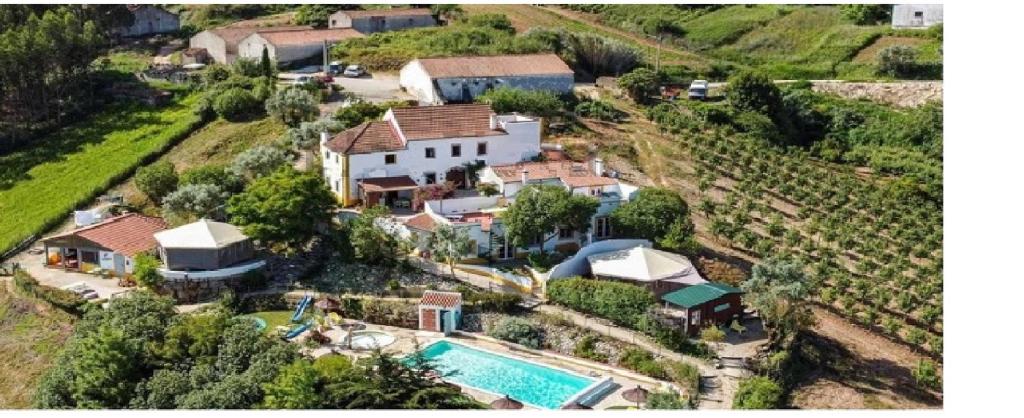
[262,360,321,408]
[502,185,599,253]
[135,161,179,203]
[265,87,319,128]
[741,257,816,345]
[227,166,336,250]
[70,326,144,407]
[230,145,292,180]
[348,205,402,266]
[430,223,473,278]
[475,87,564,117]
[726,70,782,115]
[617,67,659,103]
[611,187,691,241]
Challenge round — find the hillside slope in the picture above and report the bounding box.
[0,289,76,408]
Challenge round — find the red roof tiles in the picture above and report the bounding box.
[359,176,419,192]
[44,214,167,255]
[324,121,404,154]
[404,213,439,233]
[415,54,574,79]
[390,104,505,141]
[420,290,462,308]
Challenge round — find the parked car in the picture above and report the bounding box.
[328,61,342,75]
[61,282,99,300]
[343,64,366,78]
[315,74,334,83]
[688,80,709,100]
[293,75,312,85]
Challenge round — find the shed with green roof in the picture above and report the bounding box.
[661,282,744,336]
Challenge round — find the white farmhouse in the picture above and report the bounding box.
[891,4,943,29]
[320,104,542,207]
[397,158,639,261]
[329,8,436,33]
[399,54,575,104]
[189,26,312,64]
[237,28,364,65]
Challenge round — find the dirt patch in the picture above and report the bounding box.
[788,307,942,409]
[812,81,942,108]
[852,36,928,64]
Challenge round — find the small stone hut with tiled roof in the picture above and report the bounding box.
[329,7,436,34]
[418,290,463,334]
[41,213,167,276]
[399,53,575,104]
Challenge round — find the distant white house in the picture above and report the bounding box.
[892,4,943,29]
[189,26,312,64]
[115,5,179,37]
[319,104,542,207]
[237,28,363,65]
[329,8,436,33]
[399,54,576,104]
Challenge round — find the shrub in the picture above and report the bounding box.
[574,100,623,121]
[333,101,389,128]
[617,67,659,103]
[546,277,655,326]
[213,88,260,121]
[284,119,347,148]
[647,391,689,409]
[666,360,701,406]
[230,145,292,180]
[487,317,543,349]
[265,87,319,127]
[180,165,245,194]
[733,376,783,409]
[465,14,515,34]
[135,161,179,203]
[912,359,941,390]
[475,182,499,197]
[475,87,565,117]
[162,183,227,223]
[133,253,163,290]
[618,347,666,379]
[465,291,522,313]
[838,4,890,25]
[12,270,90,316]
[878,45,919,78]
[726,70,781,114]
[572,334,608,362]
[699,325,726,344]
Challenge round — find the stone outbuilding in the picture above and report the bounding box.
[328,8,436,33]
[189,26,312,64]
[115,5,180,38]
[891,4,943,29]
[399,54,575,104]
[237,28,364,65]
[418,291,463,334]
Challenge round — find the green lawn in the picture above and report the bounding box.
[0,291,76,408]
[0,87,204,255]
[249,310,298,335]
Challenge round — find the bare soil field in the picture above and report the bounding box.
[812,81,942,108]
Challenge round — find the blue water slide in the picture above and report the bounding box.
[283,321,310,339]
[291,295,312,322]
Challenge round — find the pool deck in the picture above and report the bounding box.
[300,323,676,410]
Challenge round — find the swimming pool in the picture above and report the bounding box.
[415,340,598,409]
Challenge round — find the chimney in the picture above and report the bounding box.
[319,131,330,145]
[593,158,604,177]
[521,169,529,185]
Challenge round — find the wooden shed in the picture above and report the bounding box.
[661,282,744,337]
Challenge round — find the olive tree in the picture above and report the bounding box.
[429,224,473,279]
[265,87,319,127]
[230,145,292,180]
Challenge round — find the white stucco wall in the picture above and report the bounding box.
[190,31,230,64]
[892,4,943,29]
[432,74,574,103]
[399,61,440,105]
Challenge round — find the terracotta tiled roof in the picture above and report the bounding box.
[209,26,312,46]
[256,28,363,46]
[420,290,462,308]
[404,213,439,233]
[390,104,505,141]
[489,160,617,188]
[324,121,404,154]
[339,8,433,18]
[359,176,419,192]
[44,213,167,255]
[415,54,574,78]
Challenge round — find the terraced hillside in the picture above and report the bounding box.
[555,4,942,80]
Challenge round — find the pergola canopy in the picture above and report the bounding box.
[358,175,419,192]
[154,219,249,249]
[586,246,707,284]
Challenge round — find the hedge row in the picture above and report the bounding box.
[11,270,92,316]
[546,277,655,326]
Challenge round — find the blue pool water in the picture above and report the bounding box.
[415,340,595,409]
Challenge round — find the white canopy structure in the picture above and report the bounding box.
[154,219,248,249]
[586,246,707,285]
[154,219,255,272]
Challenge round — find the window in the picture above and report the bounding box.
[477,142,488,156]
[690,310,701,326]
[385,154,397,165]
[594,217,612,238]
[528,234,544,246]
[331,19,337,26]
[914,11,924,17]
[451,144,462,157]
[590,188,602,197]
[324,150,330,160]
[424,172,436,185]
[425,147,435,159]
[334,180,339,192]
[558,228,574,239]
[714,303,731,313]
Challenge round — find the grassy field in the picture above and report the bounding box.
[0,290,76,408]
[250,310,297,335]
[0,88,203,255]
